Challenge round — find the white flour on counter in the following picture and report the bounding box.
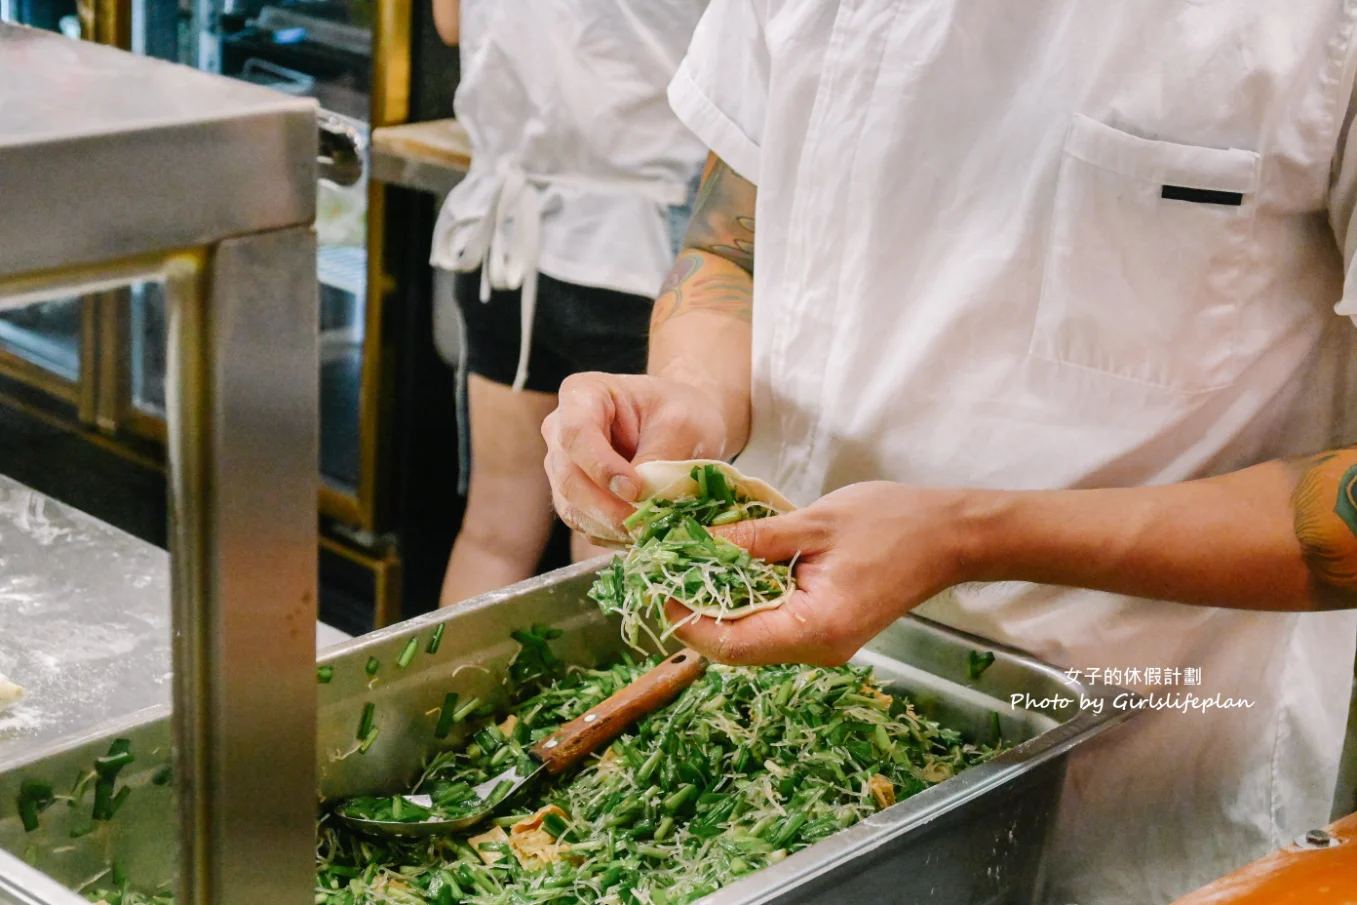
[2,488,70,547]
[0,477,172,762]
[0,475,347,762]
[0,702,44,737]
[0,671,23,714]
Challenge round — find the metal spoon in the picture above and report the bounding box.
[335,648,708,838]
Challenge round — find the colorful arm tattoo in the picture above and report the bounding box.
[651,158,756,327]
[652,252,752,324]
[1291,446,1357,603]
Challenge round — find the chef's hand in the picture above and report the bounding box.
[667,482,968,666]
[542,372,731,544]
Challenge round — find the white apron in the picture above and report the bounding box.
[671,2,1357,902]
[430,0,707,389]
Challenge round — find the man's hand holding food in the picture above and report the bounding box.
[663,482,969,666]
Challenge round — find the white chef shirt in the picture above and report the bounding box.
[430,0,708,389]
[671,2,1357,903]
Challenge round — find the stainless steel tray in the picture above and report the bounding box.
[0,561,1138,905]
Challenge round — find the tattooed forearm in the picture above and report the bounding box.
[645,155,755,447]
[1290,446,1357,603]
[651,251,752,326]
[651,155,758,327]
[682,158,756,273]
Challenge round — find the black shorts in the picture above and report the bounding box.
[455,269,653,394]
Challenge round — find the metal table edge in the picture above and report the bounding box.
[0,849,85,905]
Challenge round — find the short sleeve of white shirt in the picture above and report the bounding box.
[667,0,771,185]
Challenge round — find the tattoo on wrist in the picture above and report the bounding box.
[1291,446,1357,602]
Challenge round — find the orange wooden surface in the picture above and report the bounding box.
[1171,811,1357,905]
[370,119,472,170]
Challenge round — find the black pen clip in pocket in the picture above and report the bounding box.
[1160,185,1244,207]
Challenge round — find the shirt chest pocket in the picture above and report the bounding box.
[1030,114,1262,394]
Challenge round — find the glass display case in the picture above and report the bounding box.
[0,0,403,532]
[317,243,365,493]
[122,205,368,497]
[0,0,79,39]
[0,299,83,390]
[128,282,166,419]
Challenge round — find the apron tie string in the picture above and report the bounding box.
[436,158,542,391]
[432,161,689,391]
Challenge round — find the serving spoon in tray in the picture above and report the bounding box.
[335,648,708,838]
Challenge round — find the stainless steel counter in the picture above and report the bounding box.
[0,23,315,277]
[0,474,348,770]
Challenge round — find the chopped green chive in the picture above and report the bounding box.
[427,623,446,655]
[356,702,375,741]
[107,786,132,819]
[483,780,513,808]
[92,779,116,821]
[16,799,39,833]
[636,748,663,784]
[491,812,532,828]
[662,784,697,814]
[317,665,334,684]
[68,770,94,808]
[95,751,134,777]
[365,657,380,676]
[540,811,569,838]
[91,739,134,822]
[18,779,55,829]
[433,693,459,740]
[396,637,419,669]
[622,501,654,532]
[21,779,54,803]
[451,696,481,724]
[967,650,996,680]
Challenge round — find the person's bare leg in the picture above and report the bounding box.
[571,531,614,564]
[440,374,559,606]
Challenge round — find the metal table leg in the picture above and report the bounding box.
[166,229,319,905]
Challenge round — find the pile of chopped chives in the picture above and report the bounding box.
[87,630,1004,905]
